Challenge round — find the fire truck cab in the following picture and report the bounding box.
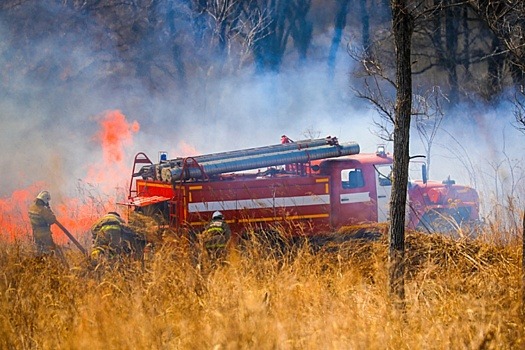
[314,150,393,228]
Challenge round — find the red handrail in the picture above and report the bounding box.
[128,152,153,200]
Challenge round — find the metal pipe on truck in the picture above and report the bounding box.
[138,137,344,180]
[166,137,336,165]
[162,141,360,182]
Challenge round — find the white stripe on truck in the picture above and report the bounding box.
[188,194,330,213]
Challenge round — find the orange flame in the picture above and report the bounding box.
[98,110,139,162]
[86,110,139,191]
[1,110,140,248]
[178,140,199,156]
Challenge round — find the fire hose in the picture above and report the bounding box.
[55,221,88,256]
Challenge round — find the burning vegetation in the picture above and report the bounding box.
[0,110,138,247]
[0,110,524,348]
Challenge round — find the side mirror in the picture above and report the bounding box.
[422,163,427,184]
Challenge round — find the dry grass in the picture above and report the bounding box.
[0,227,524,350]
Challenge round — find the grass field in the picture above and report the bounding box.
[0,226,523,349]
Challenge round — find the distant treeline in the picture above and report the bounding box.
[0,0,523,106]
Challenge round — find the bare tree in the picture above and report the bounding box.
[470,0,525,318]
[195,0,245,72]
[242,0,313,72]
[351,0,450,310]
[328,0,350,79]
[289,0,313,65]
[467,0,525,84]
[413,87,446,176]
[515,89,525,133]
[389,0,414,309]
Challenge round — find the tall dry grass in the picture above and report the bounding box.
[0,227,523,350]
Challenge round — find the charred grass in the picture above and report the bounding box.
[0,226,524,349]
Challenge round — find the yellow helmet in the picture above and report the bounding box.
[36,191,51,205]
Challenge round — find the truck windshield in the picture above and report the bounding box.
[374,164,392,186]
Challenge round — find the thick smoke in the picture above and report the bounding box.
[0,3,377,200]
[419,103,525,218]
[0,2,523,226]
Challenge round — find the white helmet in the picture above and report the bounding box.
[36,190,51,205]
[212,211,223,220]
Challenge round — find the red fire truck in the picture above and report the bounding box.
[125,136,479,236]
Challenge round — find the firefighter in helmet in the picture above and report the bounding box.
[200,211,232,263]
[90,211,145,262]
[28,190,58,257]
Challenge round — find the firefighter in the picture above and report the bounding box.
[28,190,59,257]
[200,211,232,264]
[280,134,293,144]
[90,212,145,262]
[281,135,295,172]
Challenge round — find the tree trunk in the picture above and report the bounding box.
[462,6,472,79]
[445,0,459,105]
[487,36,504,99]
[328,0,350,79]
[166,3,186,84]
[290,0,313,65]
[359,0,371,55]
[389,0,413,310]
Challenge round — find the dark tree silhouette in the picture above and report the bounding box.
[389,0,413,309]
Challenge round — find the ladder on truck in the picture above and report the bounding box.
[128,152,154,199]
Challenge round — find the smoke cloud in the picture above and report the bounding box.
[0,2,523,228]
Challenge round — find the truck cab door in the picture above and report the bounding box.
[331,166,374,227]
[374,164,392,222]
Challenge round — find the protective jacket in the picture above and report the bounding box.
[28,199,57,255]
[91,213,143,260]
[201,219,232,259]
